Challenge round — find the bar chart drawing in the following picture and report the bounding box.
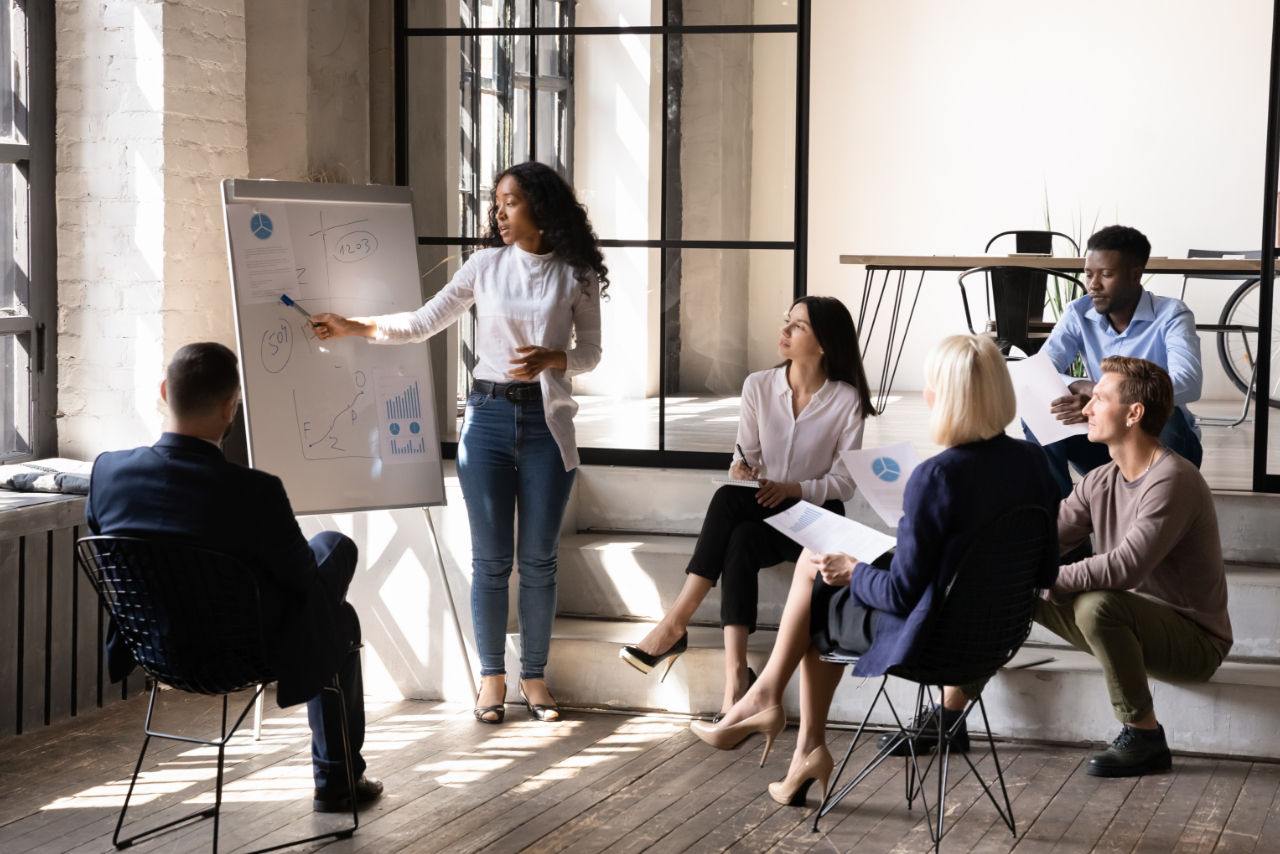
[385,381,422,422]
[376,373,435,464]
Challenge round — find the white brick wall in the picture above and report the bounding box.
[56,0,247,458]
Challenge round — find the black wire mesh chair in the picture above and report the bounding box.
[76,535,358,853]
[812,505,1055,852]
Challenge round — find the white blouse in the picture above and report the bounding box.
[732,367,865,504]
[370,244,602,470]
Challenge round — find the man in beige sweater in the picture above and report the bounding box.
[1038,356,1232,777]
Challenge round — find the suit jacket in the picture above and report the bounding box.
[825,434,1060,677]
[87,432,346,707]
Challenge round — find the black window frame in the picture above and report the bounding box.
[0,0,56,463]
[395,0,812,469]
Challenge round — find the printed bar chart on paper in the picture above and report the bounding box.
[385,381,422,422]
[375,373,436,463]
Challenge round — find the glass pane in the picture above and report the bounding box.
[577,1,658,28]
[1,332,31,459]
[405,36,469,238]
[1268,278,1280,480]
[665,248,794,452]
[575,246,661,450]
[513,84,530,164]
[0,1,26,143]
[407,0,460,29]
[681,1,797,26]
[537,32,569,79]
[674,33,796,242]
[0,162,25,312]
[535,87,568,173]
[572,33,660,241]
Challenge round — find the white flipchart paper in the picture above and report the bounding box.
[765,500,896,562]
[1006,351,1089,445]
[839,441,920,526]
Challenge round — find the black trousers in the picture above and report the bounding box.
[687,485,845,632]
[306,531,366,789]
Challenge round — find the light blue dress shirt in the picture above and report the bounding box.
[1041,288,1203,421]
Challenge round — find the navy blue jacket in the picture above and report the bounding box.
[830,434,1060,677]
[87,432,346,707]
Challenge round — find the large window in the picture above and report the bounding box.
[400,0,809,465]
[0,1,54,462]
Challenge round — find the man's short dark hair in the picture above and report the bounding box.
[1086,225,1151,268]
[1100,356,1173,436]
[166,342,240,418]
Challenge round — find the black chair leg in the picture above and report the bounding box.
[113,682,226,850]
[812,678,892,832]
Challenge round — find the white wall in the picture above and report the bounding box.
[56,0,248,456]
[808,0,1274,397]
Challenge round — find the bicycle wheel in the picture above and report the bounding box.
[1216,278,1280,409]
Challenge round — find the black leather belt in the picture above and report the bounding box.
[473,379,542,403]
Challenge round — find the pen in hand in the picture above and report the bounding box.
[280,293,318,327]
[735,443,758,480]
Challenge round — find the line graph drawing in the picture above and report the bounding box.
[292,370,375,459]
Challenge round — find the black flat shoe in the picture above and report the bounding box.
[619,631,689,682]
[313,774,384,813]
[474,685,506,724]
[519,680,561,722]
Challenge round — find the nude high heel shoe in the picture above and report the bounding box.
[689,704,785,767]
[767,745,834,806]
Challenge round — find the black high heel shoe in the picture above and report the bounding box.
[618,631,689,682]
[519,680,561,722]
[712,667,757,724]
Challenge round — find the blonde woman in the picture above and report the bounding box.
[689,335,1059,807]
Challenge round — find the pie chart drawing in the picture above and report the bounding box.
[250,212,274,240]
[871,456,901,482]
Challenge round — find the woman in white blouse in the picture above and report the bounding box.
[620,297,873,718]
[312,162,606,725]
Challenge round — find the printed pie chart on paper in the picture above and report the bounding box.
[840,441,921,527]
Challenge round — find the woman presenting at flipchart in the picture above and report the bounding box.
[312,161,607,725]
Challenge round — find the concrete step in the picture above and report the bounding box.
[555,532,791,628]
[571,466,1280,564]
[558,530,1280,660]
[516,618,1280,760]
[1025,563,1280,661]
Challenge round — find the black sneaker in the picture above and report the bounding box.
[313,774,385,812]
[876,704,969,757]
[1087,725,1172,778]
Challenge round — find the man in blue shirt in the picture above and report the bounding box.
[1030,225,1203,496]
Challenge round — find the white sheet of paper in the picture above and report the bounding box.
[711,477,760,488]
[839,441,920,526]
[1007,351,1089,445]
[374,372,437,463]
[765,500,897,561]
[226,203,301,305]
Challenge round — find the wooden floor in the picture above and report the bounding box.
[3,691,1280,853]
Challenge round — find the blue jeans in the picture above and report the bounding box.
[1024,406,1203,499]
[457,391,576,679]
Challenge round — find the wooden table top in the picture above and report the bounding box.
[839,254,1265,275]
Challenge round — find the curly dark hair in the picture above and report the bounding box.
[1086,224,1151,268]
[482,161,610,296]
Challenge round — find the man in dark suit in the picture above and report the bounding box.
[87,342,383,813]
